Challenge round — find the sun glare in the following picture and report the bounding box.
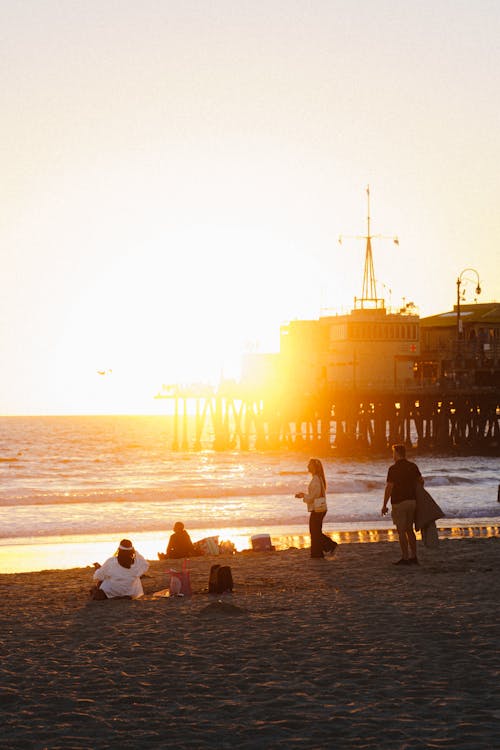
[46,209,324,413]
[10,169,425,416]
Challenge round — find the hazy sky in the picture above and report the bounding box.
[1,1,499,414]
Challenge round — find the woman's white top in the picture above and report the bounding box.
[93,552,149,598]
[302,475,327,513]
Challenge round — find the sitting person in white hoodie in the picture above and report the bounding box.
[91,539,149,600]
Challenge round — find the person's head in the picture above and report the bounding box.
[392,443,406,460]
[307,458,320,475]
[173,521,185,534]
[116,538,135,569]
[307,458,326,491]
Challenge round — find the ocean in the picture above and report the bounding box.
[0,415,498,573]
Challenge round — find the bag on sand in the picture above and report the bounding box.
[208,564,233,594]
[169,575,182,596]
[195,536,220,556]
[251,533,275,552]
[167,559,192,596]
[208,564,220,593]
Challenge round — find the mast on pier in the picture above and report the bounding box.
[339,185,399,310]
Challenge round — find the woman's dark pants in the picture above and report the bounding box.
[309,511,336,558]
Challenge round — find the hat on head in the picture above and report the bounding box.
[118,539,134,551]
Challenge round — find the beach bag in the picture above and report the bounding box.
[251,533,275,552]
[195,536,220,555]
[169,575,182,596]
[217,565,233,593]
[219,539,236,555]
[208,564,233,594]
[208,564,220,593]
[313,496,327,513]
[167,559,192,596]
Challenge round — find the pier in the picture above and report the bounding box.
[157,191,499,456]
[157,384,500,456]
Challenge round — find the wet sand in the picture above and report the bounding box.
[1,537,499,749]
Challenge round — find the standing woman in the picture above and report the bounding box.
[295,458,338,559]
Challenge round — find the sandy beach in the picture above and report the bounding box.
[1,537,499,749]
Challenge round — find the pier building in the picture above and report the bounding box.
[279,304,420,394]
[418,302,500,387]
[157,190,500,455]
[247,185,419,395]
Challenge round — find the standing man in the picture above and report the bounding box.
[382,443,423,565]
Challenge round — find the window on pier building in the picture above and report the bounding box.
[347,324,356,339]
[330,324,347,340]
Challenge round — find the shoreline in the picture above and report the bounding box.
[1,521,499,575]
[0,537,499,749]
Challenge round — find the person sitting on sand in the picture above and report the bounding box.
[90,539,149,599]
[158,521,196,560]
[295,458,338,559]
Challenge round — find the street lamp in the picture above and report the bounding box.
[456,268,481,366]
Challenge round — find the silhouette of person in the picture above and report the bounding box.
[295,458,338,559]
[163,521,196,559]
[382,444,423,565]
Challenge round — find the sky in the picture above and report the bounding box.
[1,1,499,414]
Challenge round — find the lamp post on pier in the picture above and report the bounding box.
[456,268,481,368]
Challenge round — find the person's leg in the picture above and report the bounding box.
[401,500,418,562]
[319,513,337,553]
[392,503,409,560]
[397,527,409,559]
[392,501,417,562]
[324,536,338,554]
[406,527,417,561]
[309,512,324,558]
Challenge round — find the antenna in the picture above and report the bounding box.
[338,186,399,310]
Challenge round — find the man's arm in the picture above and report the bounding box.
[381,482,393,516]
